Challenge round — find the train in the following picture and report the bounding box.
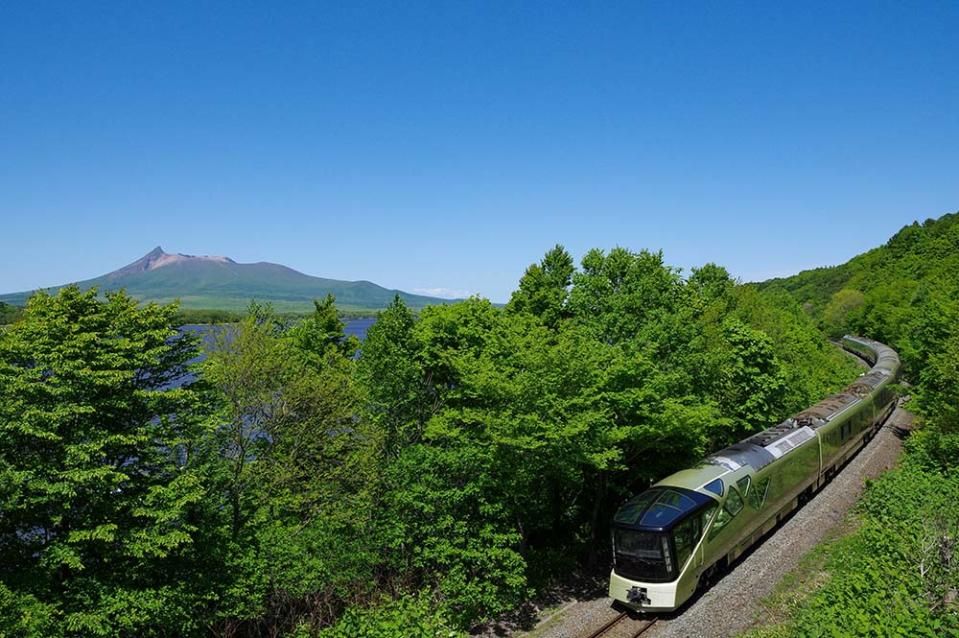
[608,336,900,611]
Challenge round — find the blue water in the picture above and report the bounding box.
[180,316,376,355]
[341,317,375,341]
[169,318,375,389]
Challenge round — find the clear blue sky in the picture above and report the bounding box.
[1,2,956,303]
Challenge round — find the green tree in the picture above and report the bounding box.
[713,318,788,444]
[202,300,371,635]
[822,288,865,338]
[687,263,735,304]
[911,330,959,470]
[0,301,22,325]
[356,296,434,459]
[286,294,360,361]
[568,247,682,344]
[0,287,211,637]
[507,244,575,328]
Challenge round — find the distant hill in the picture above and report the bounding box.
[0,247,456,312]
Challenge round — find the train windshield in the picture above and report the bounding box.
[612,508,714,583]
[612,528,674,582]
[612,487,716,583]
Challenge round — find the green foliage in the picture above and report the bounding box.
[356,295,433,459]
[317,593,459,638]
[173,304,373,328]
[749,462,959,638]
[712,318,788,442]
[822,288,865,338]
[760,211,959,459]
[908,329,959,471]
[350,247,855,630]
[0,244,862,636]
[751,211,959,635]
[285,294,360,360]
[200,300,371,634]
[380,444,529,626]
[0,582,58,637]
[506,244,575,328]
[0,302,21,325]
[728,286,857,418]
[0,287,211,637]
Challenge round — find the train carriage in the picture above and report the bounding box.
[609,336,900,611]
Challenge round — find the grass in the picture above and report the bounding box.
[741,518,859,637]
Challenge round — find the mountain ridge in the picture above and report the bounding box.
[756,210,959,341]
[0,247,457,312]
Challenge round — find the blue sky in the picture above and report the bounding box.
[1,2,956,303]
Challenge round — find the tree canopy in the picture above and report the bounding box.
[0,240,864,636]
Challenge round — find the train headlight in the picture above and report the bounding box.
[662,535,673,574]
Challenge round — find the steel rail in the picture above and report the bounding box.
[629,618,657,638]
[583,611,627,638]
[582,611,657,638]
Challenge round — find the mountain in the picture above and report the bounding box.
[0,247,457,312]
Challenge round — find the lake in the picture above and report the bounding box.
[168,318,375,388]
[180,316,376,353]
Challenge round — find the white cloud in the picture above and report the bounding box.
[413,287,472,299]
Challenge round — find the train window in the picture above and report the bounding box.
[639,490,698,528]
[613,491,658,525]
[672,514,700,569]
[703,479,724,497]
[656,490,697,511]
[747,477,771,509]
[707,488,744,540]
[737,477,751,498]
[724,487,744,517]
[612,528,673,582]
[708,506,731,539]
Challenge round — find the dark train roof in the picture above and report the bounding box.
[613,486,716,532]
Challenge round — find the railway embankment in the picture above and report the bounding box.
[513,404,913,638]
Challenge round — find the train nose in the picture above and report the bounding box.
[627,586,651,605]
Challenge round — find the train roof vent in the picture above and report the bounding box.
[764,426,815,459]
[743,418,804,447]
[795,393,860,427]
[708,442,777,472]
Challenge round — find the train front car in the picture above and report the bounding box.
[609,471,721,611]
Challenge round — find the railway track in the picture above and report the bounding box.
[582,610,657,638]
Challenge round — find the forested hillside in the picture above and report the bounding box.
[751,212,959,636]
[0,247,857,637]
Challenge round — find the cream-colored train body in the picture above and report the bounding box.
[609,336,900,612]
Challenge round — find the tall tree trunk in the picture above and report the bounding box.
[588,470,607,567]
